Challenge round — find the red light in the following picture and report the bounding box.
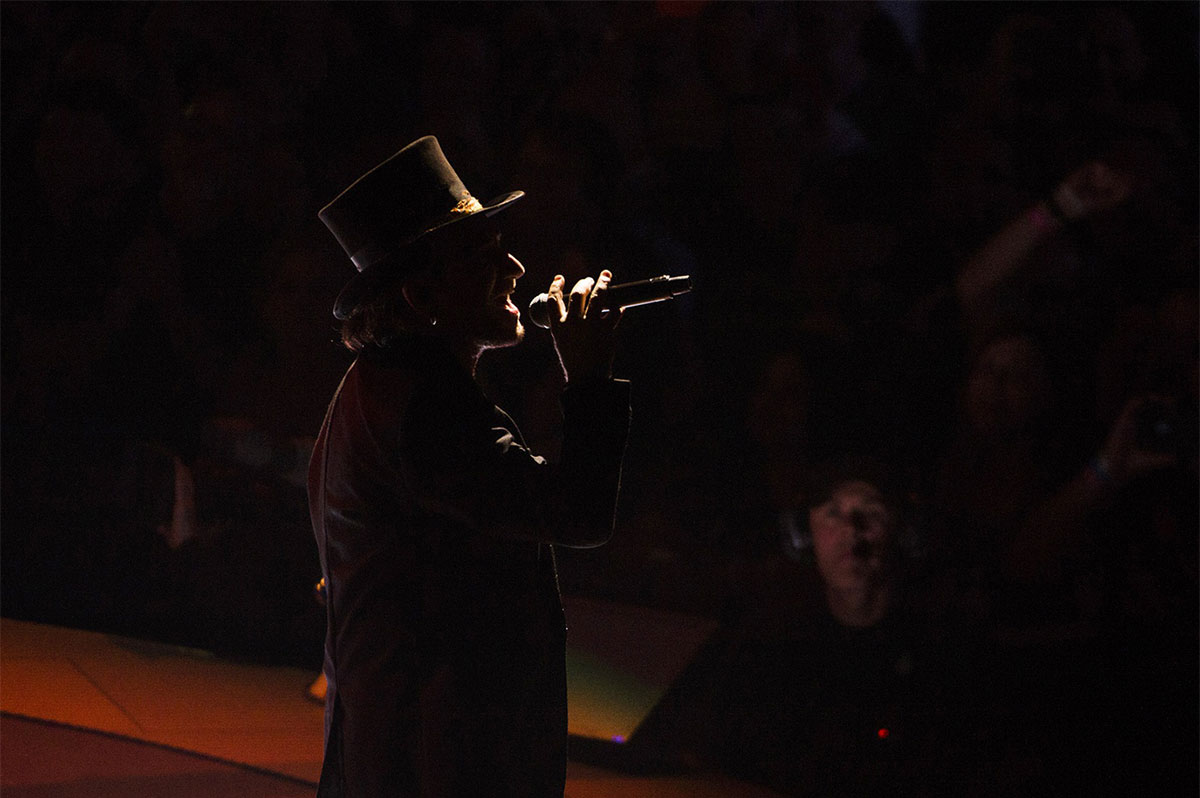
[877,728,889,739]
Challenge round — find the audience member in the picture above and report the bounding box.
[641,458,994,796]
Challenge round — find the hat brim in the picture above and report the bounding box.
[332,191,523,320]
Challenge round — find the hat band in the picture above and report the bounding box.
[350,241,393,272]
[349,193,485,271]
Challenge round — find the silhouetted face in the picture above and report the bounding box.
[426,216,527,351]
[1083,6,1147,97]
[810,480,894,592]
[965,335,1052,435]
[747,352,810,449]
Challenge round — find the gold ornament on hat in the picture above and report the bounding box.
[450,193,484,215]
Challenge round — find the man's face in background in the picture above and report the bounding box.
[809,480,895,593]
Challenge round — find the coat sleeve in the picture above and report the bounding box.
[398,376,631,548]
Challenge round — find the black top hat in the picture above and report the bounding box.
[319,136,523,319]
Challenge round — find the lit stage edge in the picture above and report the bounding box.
[0,597,713,776]
[1,601,779,796]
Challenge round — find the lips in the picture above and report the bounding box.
[493,280,519,308]
[492,288,519,316]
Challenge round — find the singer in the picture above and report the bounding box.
[309,136,631,797]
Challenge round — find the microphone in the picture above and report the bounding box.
[527,274,692,329]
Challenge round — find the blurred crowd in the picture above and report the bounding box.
[1,2,1196,795]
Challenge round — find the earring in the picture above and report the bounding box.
[429,316,438,327]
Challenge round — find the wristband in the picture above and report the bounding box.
[1049,181,1088,222]
[1086,455,1113,488]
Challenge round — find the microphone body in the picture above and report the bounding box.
[527,274,692,329]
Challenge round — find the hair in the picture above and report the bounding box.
[799,455,907,519]
[339,240,436,352]
[787,454,926,568]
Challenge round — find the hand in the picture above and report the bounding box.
[1053,161,1133,220]
[544,270,622,384]
[1095,395,1178,488]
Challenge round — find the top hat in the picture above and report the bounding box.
[319,136,523,319]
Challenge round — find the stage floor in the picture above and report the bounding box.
[1,610,781,797]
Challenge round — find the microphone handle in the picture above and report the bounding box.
[599,274,693,310]
[527,274,692,329]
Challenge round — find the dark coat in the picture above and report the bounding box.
[308,337,630,797]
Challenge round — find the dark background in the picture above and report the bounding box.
[1,4,1197,785]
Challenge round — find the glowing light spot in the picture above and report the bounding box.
[877,728,890,739]
[611,735,626,744]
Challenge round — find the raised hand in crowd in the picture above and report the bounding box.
[955,160,1135,310]
[1005,394,1181,584]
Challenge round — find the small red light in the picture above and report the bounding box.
[877,728,889,739]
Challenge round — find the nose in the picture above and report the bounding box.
[504,253,525,279]
[832,508,880,542]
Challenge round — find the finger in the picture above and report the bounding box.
[569,277,595,320]
[1118,395,1149,424]
[588,270,613,316]
[548,275,567,323]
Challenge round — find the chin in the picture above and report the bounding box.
[481,320,524,350]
